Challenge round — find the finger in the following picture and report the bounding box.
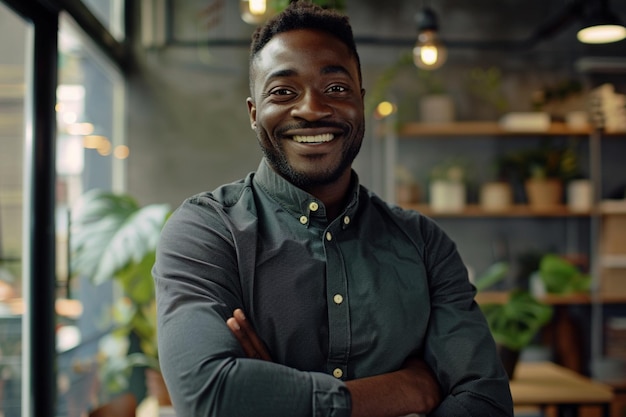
[233,309,272,361]
[226,316,258,358]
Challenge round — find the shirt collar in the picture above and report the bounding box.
[253,158,360,224]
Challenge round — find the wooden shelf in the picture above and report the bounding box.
[601,255,626,268]
[599,200,626,214]
[397,121,592,137]
[400,203,591,218]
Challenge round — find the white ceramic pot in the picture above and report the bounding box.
[430,180,466,212]
[480,182,513,212]
[567,179,593,212]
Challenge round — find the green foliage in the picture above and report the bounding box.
[481,290,553,351]
[269,0,346,12]
[366,52,447,116]
[71,190,170,285]
[475,261,553,351]
[465,66,509,114]
[474,261,509,292]
[70,189,170,392]
[539,254,591,294]
[429,157,471,183]
[497,140,581,182]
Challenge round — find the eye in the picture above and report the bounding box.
[327,85,348,94]
[269,88,295,97]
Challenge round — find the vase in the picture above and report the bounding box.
[480,182,513,212]
[420,94,455,123]
[430,180,466,213]
[524,179,563,209]
[567,179,593,213]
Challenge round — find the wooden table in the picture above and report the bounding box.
[510,362,614,417]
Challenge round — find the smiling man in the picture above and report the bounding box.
[153,2,513,417]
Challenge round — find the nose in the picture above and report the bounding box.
[291,90,332,121]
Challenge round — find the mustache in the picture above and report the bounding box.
[275,120,350,136]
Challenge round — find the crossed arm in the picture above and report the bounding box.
[226,309,442,417]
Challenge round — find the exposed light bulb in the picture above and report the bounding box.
[577,24,626,43]
[240,0,270,25]
[413,30,447,70]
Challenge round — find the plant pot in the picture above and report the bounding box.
[480,182,513,212]
[420,94,455,123]
[396,183,420,204]
[524,179,563,209]
[145,368,172,406]
[497,344,520,381]
[430,180,466,213]
[567,179,593,213]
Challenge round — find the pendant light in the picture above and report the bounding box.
[577,0,626,44]
[240,0,271,25]
[413,4,447,70]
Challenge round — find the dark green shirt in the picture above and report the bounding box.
[154,158,513,417]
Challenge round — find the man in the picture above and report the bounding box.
[153,2,513,416]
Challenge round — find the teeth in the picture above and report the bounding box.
[293,133,334,143]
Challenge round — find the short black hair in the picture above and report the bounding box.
[248,1,362,94]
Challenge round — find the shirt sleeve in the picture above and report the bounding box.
[418,216,514,417]
[153,197,351,417]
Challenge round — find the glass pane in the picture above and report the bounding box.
[80,0,125,41]
[56,13,127,416]
[0,3,29,416]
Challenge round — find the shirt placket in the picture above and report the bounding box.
[323,220,351,381]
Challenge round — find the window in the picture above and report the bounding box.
[0,3,29,416]
[55,13,127,415]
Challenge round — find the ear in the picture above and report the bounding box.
[246,97,257,130]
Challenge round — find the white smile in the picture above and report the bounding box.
[293,133,335,143]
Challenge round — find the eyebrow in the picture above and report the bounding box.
[265,65,354,84]
[321,65,353,80]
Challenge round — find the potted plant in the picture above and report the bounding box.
[499,140,581,210]
[70,189,171,404]
[395,165,420,205]
[537,254,591,295]
[366,51,450,122]
[475,261,554,380]
[479,155,516,212]
[429,157,469,213]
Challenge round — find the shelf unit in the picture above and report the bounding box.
[376,117,626,374]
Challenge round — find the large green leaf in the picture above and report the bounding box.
[70,189,170,285]
[539,254,591,294]
[481,290,553,351]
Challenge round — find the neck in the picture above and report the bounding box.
[304,170,352,221]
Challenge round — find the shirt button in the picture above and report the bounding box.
[299,215,308,225]
[333,294,343,305]
[343,216,350,225]
[333,368,343,379]
[309,201,319,212]
[325,232,332,241]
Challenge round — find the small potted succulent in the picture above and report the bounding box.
[429,157,469,213]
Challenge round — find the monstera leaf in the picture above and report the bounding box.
[481,290,553,351]
[539,254,591,294]
[70,189,170,286]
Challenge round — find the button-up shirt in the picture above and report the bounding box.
[153,158,513,417]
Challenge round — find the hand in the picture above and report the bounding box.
[399,357,442,413]
[346,357,441,417]
[226,309,272,361]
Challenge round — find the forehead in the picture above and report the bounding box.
[253,29,358,78]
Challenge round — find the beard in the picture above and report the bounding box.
[258,120,364,189]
